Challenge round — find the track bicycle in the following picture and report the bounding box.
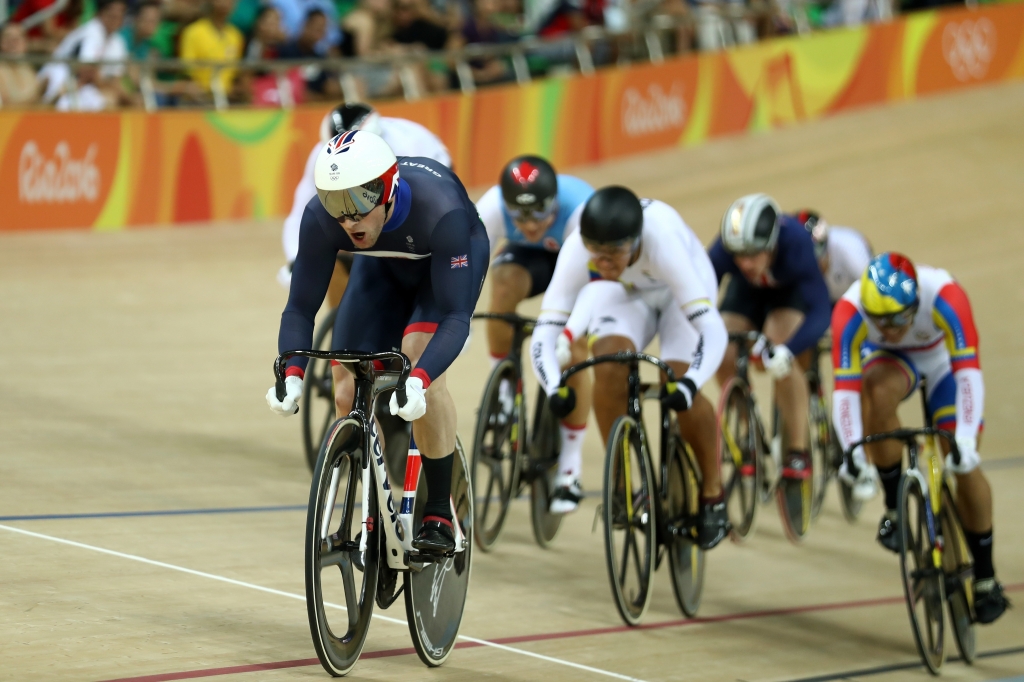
[842,383,975,675]
[716,331,820,543]
[806,336,863,522]
[274,350,474,677]
[469,312,564,551]
[559,351,705,625]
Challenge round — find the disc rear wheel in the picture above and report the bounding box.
[898,473,945,675]
[405,437,474,667]
[775,409,813,544]
[717,379,759,542]
[470,359,523,551]
[666,436,705,617]
[940,481,976,664]
[602,416,656,626]
[530,392,563,548]
[305,417,378,677]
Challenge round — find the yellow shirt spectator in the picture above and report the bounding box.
[179,18,244,93]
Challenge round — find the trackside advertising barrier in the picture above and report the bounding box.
[2,2,1022,230]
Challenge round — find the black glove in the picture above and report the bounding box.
[548,386,576,419]
[660,376,697,412]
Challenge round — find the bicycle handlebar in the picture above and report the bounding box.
[844,426,960,471]
[274,349,413,407]
[558,351,678,387]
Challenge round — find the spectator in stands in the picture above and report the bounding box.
[245,5,286,59]
[392,0,451,51]
[39,0,128,108]
[0,22,44,106]
[179,0,245,98]
[121,0,163,59]
[457,0,517,85]
[10,0,83,54]
[525,0,586,37]
[270,0,340,54]
[277,8,342,99]
[343,0,402,98]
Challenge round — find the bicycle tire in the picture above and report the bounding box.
[940,480,976,664]
[717,378,759,543]
[666,434,705,617]
[404,437,473,667]
[305,416,379,677]
[302,307,339,471]
[898,473,946,675]
[774,408,813,545]
[530,391,563,549]
[602,415,656,626]
[470,358,524,551]
[808,391,830,520]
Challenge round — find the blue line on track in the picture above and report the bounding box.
[0,505,307,522]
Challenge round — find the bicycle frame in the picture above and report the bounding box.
[276,351,467,572]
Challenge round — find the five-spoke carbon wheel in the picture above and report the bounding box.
[718,378,759,543]
[305,416,379,677]
[602,415,656,626]
[898,473,946,675]
[470,359,523,551]
[666,436,705,617]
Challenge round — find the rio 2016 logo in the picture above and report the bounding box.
[621,83,686,137]
[18,140,100,204]
[942,18,996,82]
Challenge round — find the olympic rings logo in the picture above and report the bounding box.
[942,18,996,82]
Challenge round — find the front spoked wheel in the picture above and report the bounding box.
[530,392,563,548]
[602,416,656,626]
[666,438,705,617]
[405,437,473,667]
[898,474,946,675]
[940,480,976,664]
[470,359,523,551]
[302,307,339,471]
[718,378,759,543]
[305,417,379,677]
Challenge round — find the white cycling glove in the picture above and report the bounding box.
[947,436,980,474]
[762,343,794,380]
[266,375,303,416]
[390,376,427,421]
[555,331,572,368]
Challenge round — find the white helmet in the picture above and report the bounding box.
[319,102,383,143]
[314,131,399,220]
[720,193,781,254]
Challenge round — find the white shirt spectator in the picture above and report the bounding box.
[40,18,128,102]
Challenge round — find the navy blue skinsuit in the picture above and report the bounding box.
[708,216,830,355]
[279,157,489,387]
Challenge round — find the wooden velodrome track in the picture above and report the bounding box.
[2,81,1023,682]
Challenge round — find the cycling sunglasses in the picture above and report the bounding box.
[867,304,918,329]
[318,178,387,222]
[582,235,640,256]
[504,198,557,222]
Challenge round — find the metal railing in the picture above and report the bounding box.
[0,3,896,111]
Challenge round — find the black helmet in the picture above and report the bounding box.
[500,156,558,220]
[580,186,644,247]
[320,103,382,141]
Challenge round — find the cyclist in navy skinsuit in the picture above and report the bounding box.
[268,131,488,554]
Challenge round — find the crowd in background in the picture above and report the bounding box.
[0,0,976,109]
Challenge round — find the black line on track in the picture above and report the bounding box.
[781,645,1024,682]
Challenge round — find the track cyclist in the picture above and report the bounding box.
[709,194,831,495]
[475,156,594,513]
[793,209,873,304]
[278,102,452,303]
[530,187,731,549]
[266,130,487,554]
[831,252,1009,623]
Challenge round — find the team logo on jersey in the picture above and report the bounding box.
[512,162,539,185]
[451,255,468,268]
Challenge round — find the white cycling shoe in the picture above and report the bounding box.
[840,461,880,502]
[549,476,583,514]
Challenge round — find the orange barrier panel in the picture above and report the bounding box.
[1,2,1021,231]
